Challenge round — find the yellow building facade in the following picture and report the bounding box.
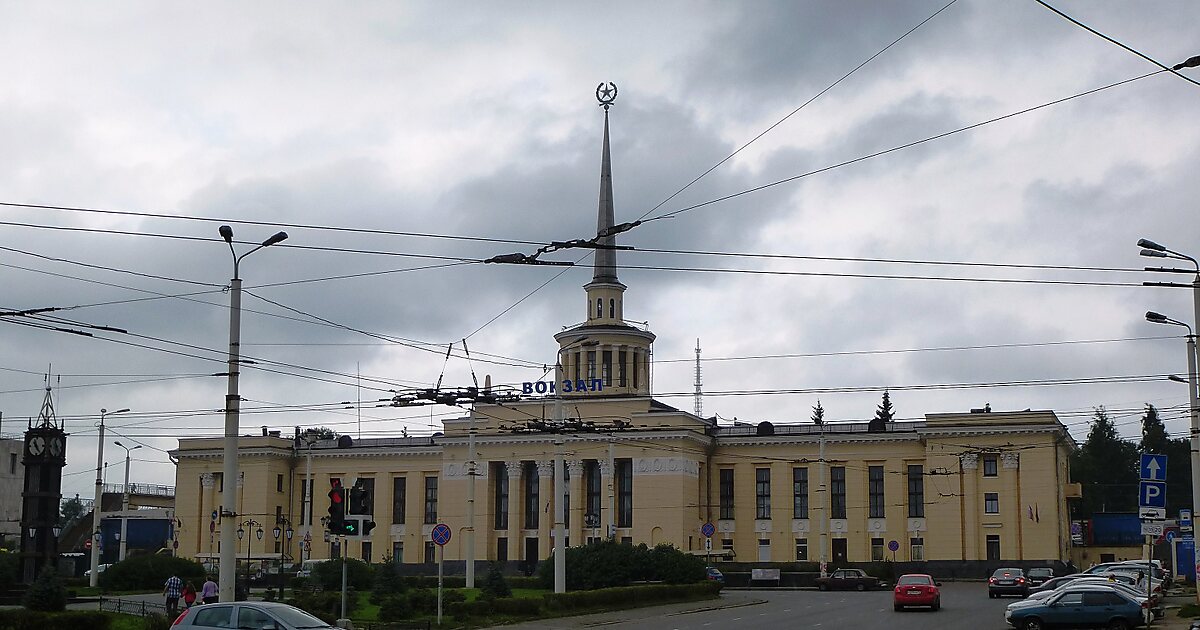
[171,90,1079,574]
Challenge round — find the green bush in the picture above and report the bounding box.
[536,541,706,590]
[98,555,205,591]
[141,613,171,630]
[0,553,21,592]
[405,587,437,615]
[312,558,372,591]
[25,567,67,612]
[378,594,412,621]
[481,562,512,598]
[284,589,356,620]
[0,610,111,630]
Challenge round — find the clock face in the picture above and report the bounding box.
[28,436,46,456]
[48,437,64,458]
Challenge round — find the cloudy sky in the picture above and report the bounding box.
[1,1,1198,499]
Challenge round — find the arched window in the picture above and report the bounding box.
[597,298,603,319]
[609,298,615,318]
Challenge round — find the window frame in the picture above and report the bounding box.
[907,465,924,518]
[793,467,808,519]
[755,468,771,519]
[719,469,735,520]
[423,476,438,524]
[984,492,999,514]
[868,466,885,518]
[392,476,406,525]
[830,467,847,519]
[983,455,998,477]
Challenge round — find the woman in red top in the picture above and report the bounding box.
[182,581,197,608]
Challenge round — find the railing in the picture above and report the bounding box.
[715,421,927,437]
[102,482,175,497]
[99,596,167,617]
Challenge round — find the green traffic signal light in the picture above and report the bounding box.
[342,520,359,536]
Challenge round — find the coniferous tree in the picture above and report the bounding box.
[1070,407,1139,517]
[1139,404,1193,515]
[874,391,895,423]
[811,401,825,426]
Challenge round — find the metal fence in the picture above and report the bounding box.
[102,482,176,497]
[99,596,167,617]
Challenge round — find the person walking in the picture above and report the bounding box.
[201,575,219,604]
[182,581,197,608]
[163,573,183,618]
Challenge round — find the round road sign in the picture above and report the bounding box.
[887,540,899,552]
[700,522,715,538]
[1167,530,1177,542]
[211,510,218,521]
[431,523,452,546]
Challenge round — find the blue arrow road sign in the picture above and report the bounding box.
[1141,454,1167,481]
[1167,530,1177,542]
[1140,480,1167,509]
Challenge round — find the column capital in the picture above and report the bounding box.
[536,460,555,477]
[1001,452,1020,469]
[200,473,216,488]
[598,460,613,477]
[506,461,523,478]
[566,459,585,477]
[959,453,979,470]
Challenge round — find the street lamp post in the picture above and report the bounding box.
[1140,236,1200,599]
[238,519,264,600]
[91,407,128,586]
[272,519,294,600]
[217,226,288,602]
[114,440,142,562]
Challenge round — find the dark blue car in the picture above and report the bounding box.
[705,566,725,585]
[1005,585,1147,630]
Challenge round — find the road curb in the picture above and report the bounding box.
[668,598,768,616]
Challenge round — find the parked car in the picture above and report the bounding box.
[1029,574,1087,596]
[172,602,337,630]
[1027,567,1054,586]
[989,567,1029,598]
[295,558,329,578]
[705,566,725,585]
[893,573,940,611]
[1004,585,1149,629]
[1026,577,1159,608]
[82,563,111,578]
[815,568,886,591]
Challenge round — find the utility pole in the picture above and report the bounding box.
[818,424,827,578]
[466,412,477,589]
[90,408,126,586]
[553,355,567,594]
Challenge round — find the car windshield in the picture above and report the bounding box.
[1029,568,1053,577]
[897,576,932,585]
[269,606,332,628]
[992,568,1023,577]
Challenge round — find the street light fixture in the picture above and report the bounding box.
[217,226,289,602]
[238,518,263,599]
[114,440,142,561]
[1140,236,1200,603]
[91,407,129,586]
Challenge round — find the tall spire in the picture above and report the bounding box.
[593,82,619,284]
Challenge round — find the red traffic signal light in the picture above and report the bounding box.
[327,479,345,531]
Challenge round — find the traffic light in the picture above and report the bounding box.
[327,479,345,532]
[341,519,359,536]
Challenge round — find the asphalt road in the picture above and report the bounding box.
[500,582,1019,630]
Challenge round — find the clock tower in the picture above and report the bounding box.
[19,383,67,583]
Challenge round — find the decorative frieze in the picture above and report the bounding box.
[441,461,487,480]
[633,457,700,477]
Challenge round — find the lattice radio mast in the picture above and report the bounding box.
[693,338,703,417]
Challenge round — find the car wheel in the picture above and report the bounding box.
[988,592,996,599]
[1021,617,1043,630]
[1106,619,1129,630]
[932,598,940,612]
[855,583,866,592]
[818,583,828,591]
[894,604,902,612]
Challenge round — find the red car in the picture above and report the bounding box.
[893,573,941,611]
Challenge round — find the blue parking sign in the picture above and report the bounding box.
[1139,480,1167,509]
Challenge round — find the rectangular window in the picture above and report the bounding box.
[602,350,613,386]
[795,538,808,561]
[300,479,309,525]
[910,537,924,561]
[632,350,639,389]
[986,534,1000,561]
[984,492,999,514]
[585,461,601,527]
[351,478,375,515]
[274,541,282,554]
[871,537,885,562]
[907,465,924,518]
[830,467,846,519]
[424,477,438,524]
[275,505,283,523]
[755,468,771,519]
[618,350,627,387]
[524,462,539,529]
[587,351,597,380]
[983,455,998,477]
[868,466,885,518]
[392,541,403,563]
[621,536,633,546]
[392,477,406,525]
[494,464,509,530]
[721,538,733,552]
[361,541,372,562]
[792,467,808,519]
[276,474,284,493]
[497,538,508,563]
[573,351,581,382]
[617,459,633,528]
[9,453,15,474]
[719,469,735,520]
[424,541,436,564]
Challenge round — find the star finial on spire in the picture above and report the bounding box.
[596,82,617,110]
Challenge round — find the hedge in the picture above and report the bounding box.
[0,610,111,630]
[98,555,206,591]
[542,582,720,611]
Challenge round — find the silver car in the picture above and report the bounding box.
[172,602,336,630]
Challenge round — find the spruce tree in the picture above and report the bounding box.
[24,566,66,612]
[874,390,895,423]
[1070,407,1139,517]
[811,401,825,425]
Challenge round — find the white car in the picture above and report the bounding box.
[83,563,112,577]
